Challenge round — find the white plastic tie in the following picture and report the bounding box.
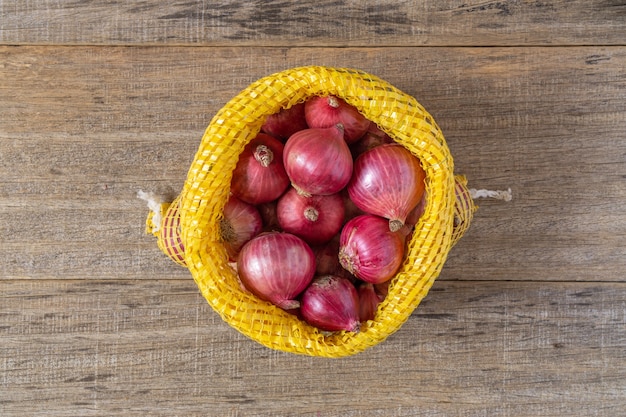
[469,188,513,202]
[137,190,163,233]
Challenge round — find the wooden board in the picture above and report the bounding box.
[2,279,625,416]
[1,46,624,281]
[1,0,626,46]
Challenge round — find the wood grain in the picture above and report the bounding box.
[1,46,624,281]
[1,2,625,413]
[1,0,626,46]
[1,279,624,416]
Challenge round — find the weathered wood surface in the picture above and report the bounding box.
[2,279,624,416]
[1,46,624,281]
[1,0,626,46]
[2,0,626,415]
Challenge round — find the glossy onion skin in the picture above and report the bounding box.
[231,133,290,205]
[237,232,315,310]
[300,275,361,333]
[283,125,353,196]
[304,95,370,144]
[339,214,404,284]
[347,143,426,231]
[277,188,345,246]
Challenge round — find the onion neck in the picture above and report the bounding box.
[327,96,340,108]
[338,248,355,274]
[254,144,273,167]
[389,219,404,233]
[219,218,236,242]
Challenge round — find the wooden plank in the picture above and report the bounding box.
[1,46,625,281]
[1,279,624,416]
[1,0,626,46]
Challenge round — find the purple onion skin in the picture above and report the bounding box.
[358,283,381,322]
[237,232,315,310]
[304,96,370,144]
[283,125,353,196]
[339,214,404,284]
[221,194,263,261]
[261,103,308,141]
[347,143,426,232]
[277,188,345,246]
[301,275,361,333]
[231,133,290,205]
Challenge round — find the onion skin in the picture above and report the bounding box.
[348,143,426,232]
[220,195,263,261]
[231,133,290,205]
[261,102,308,141]
[283,125,353,196]
[160,200,186,266]
[358,283,381,322]
[304,95,370,144]
[301,275,361,333]
[237,232,315,310]
[277,188,345,246]
[339,214,405,284]
[350,121,394,157]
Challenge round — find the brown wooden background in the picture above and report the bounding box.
[1,1,625,416]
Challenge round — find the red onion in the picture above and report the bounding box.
[231,133,290,205]
[397,192,427,241]
[348,143,426,232]
[374,280,391,300]
[304,95,370,144]
[220,195,263,261]
[358,283,381,322]
[261,102,308,141]
[301,275,360,333]
[277,188,345,245]
[339,214,404,284]
[160,200,185,266]
[283,125,353,196]
[350,121,394,157]
[237,232,315,310]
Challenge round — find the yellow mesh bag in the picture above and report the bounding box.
[147,66,477,357]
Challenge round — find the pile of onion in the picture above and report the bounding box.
[223,95,426,334]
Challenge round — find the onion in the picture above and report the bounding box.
[350,121,394,157]
[304,95,370,144]
[160,200,186,266]
[348,143,426,232]
[277,188,345,245]
[283,125,353,196]
[220,194,263,261]
[339,214,404,284]
[358,283,381,322]
[237,232,315,310]
[374,280,391,300]
[231,133,290,205]
[300,275,360,333]
[261,102,308,141]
